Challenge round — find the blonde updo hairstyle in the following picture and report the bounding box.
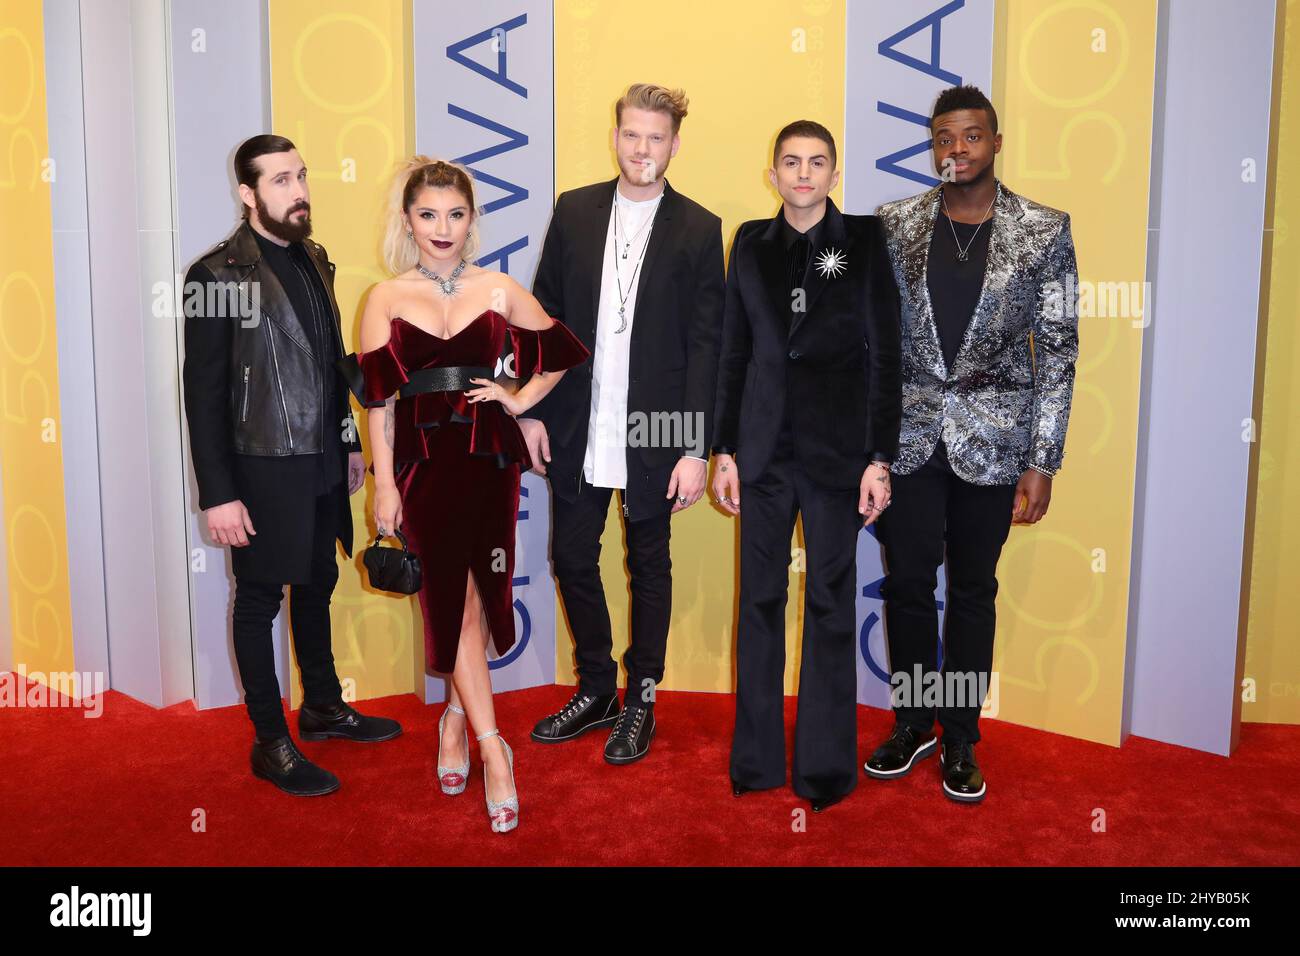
[382,156,480,275]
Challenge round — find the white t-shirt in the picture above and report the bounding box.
[583,186,663,488]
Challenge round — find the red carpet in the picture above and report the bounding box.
[3,676,1297,866]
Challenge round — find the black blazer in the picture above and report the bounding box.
[711,199,901,489]
[529,177,725,520]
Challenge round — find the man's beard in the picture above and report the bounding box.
[621,155,665,186]
[254,191,312,242]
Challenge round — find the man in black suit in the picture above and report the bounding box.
[183,135,401,797]
[712,121,901,812]
[520,84,724,764]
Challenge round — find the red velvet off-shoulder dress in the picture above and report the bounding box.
[355,310,589,673]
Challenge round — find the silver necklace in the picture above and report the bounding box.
[614,200,656,259]
[417,259,467,297]
[610,197,659,333]
[941,183,999,262]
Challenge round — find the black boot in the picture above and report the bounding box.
[250,736,340,796]
[298,700,402,742]
[530,690,620,743]
[604,703,655,765]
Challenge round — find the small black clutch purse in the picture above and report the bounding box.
[362,528,422,595]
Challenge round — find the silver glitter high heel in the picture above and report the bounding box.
[437,703,469,795]
[476,729,518,833]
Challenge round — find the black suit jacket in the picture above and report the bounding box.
[711,199,902,489]
[529,177,725,520]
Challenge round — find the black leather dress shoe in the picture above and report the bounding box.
[251,736,340,796]
[298,701,403,743]
[940,739,986,803]
[810,794,843,813]
[530,690,619,743]
[732,779,754,797]
[604,704,655,764]
[863,722,938,779]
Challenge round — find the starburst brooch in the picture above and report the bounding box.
[814,247,847,278]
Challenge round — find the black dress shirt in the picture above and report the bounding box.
[779,209,825,327]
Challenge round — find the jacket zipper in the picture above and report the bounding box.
[240,365,250,422]
[265,314,293,451]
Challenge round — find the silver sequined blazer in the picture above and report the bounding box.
[874,181,1079,485]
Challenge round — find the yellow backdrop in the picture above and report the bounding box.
[553,0,848,698]
[0,1,74,686]
[1245,0,1299,725]
[268,0,422,706]
[988,0,1156,744]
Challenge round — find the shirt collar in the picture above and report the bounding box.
[251,226,298,257]
[778,207,824,251]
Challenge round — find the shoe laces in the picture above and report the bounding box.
[889,725,925,750]
[944,740,974,767]
[610,706,645,740]
[274,739,304,769]
[550,692,592,724]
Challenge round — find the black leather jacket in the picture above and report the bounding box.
[195,220,351,456]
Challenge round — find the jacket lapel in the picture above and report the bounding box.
[630,179,676,328]
[225,222,313,356]
[894,185,945,380]
[790,198,852,341]
[949,182,1026,376]
[587,177,619,332]
[302,240,345,358]
[754,214,789,336]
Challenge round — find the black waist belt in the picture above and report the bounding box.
[398,365,494,398]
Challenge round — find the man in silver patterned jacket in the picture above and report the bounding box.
[864,85,1079,803]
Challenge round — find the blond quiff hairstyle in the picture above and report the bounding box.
[615,83,689,133]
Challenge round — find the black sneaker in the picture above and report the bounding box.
[604,704,655,765]
[530,690,619,743]
[863,723,938,779]
[250,736,340,796]
[940,739,986,803]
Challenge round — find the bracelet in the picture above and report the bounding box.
[1028,463,1055,479]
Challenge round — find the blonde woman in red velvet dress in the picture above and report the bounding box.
[354,158,589,833]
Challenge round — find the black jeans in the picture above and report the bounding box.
[231,487,345,740]
[550,477,672,704]
[878,440,1017,744]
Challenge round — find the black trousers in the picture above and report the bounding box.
[231,485,345,740]
[550,477,672,704]
[730,417,860,801]
[877,440,1017,744]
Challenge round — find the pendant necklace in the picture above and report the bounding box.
[941,182,999,263]
[614,200,655,259]
[610,196,660,333]
[417,259,466,297]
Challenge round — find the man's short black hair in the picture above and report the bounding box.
[929,85,999,134]
[773,120,838,169]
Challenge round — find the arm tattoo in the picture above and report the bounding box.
[384,398,395,450]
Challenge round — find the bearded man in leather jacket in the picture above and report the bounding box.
[182,134,401,797]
